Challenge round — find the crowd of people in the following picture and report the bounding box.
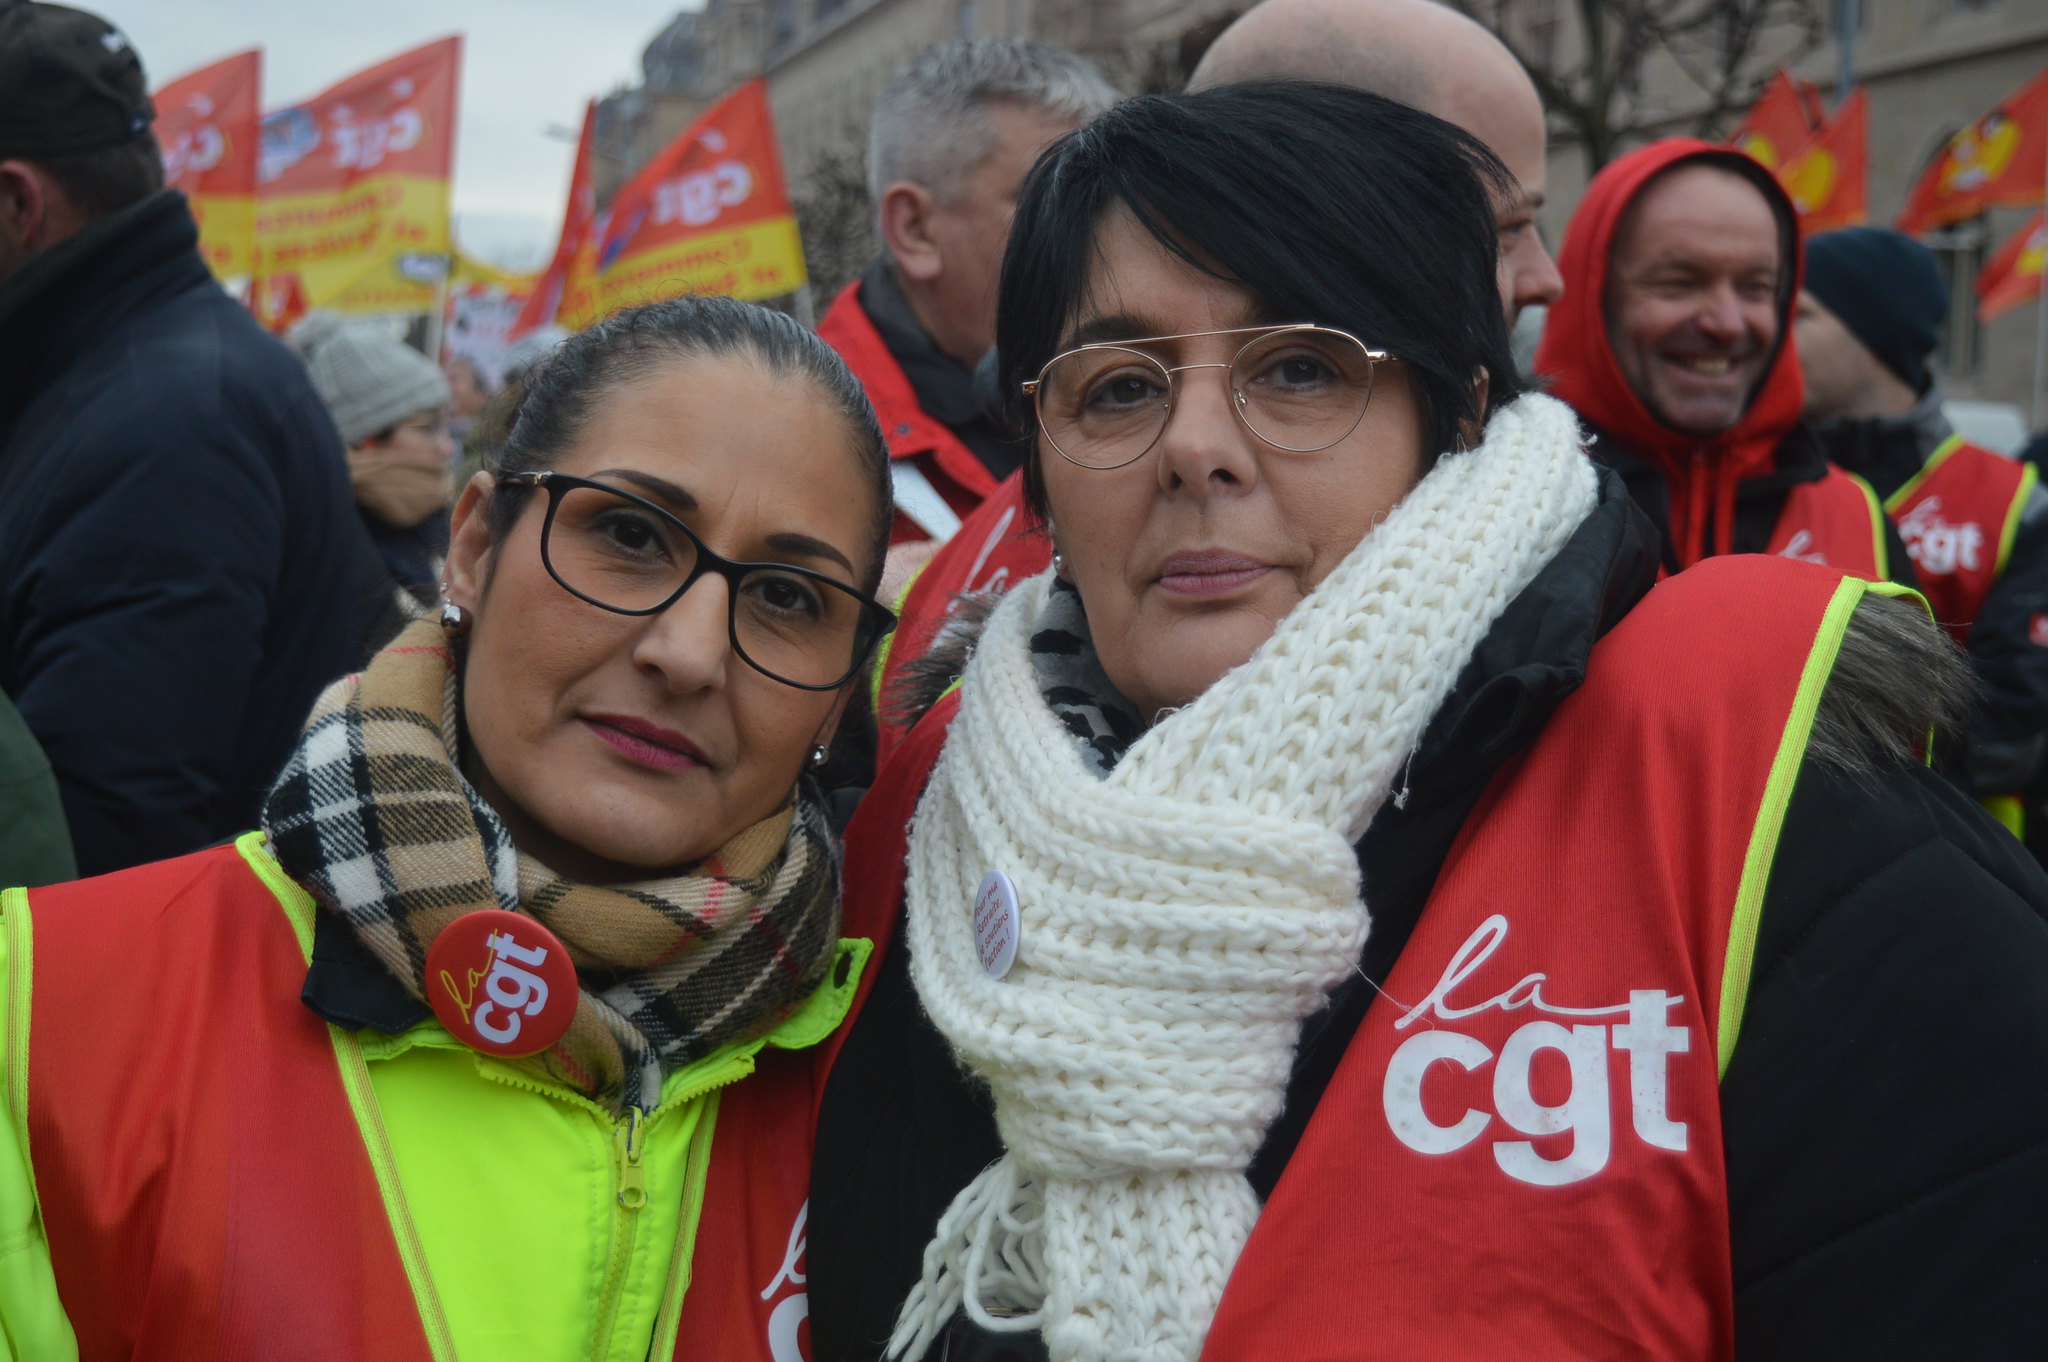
[0,0,2044,1358]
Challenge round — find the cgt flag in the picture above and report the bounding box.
[155,49,261,281]
[1781,88,1868,233]
[1731,70,1824,170]
[254,36,461,326]
[1976,210,2044,322]
[593,79,806,314]
[1898,68,2048,236]
[512,97,597,339]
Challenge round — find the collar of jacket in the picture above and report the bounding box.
[1375,464,1658,826]
[1807,383,1954,503]
[858,257,988,431]
[0,190,206,440]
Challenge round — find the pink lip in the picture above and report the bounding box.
[1156,550,1273,598]
[582,714,710,773]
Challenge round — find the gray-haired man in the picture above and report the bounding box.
[817,37,1116,546]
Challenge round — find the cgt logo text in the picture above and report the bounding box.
[1382,915,1691,1187]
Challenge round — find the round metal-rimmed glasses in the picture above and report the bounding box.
[1021,323,1392,470]
[495,470,896,691]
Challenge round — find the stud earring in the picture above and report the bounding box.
[808,744,830,770]
[440,601,470,636]
[1051,552,1068,576]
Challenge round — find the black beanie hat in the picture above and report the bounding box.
[1803,227,1947,396]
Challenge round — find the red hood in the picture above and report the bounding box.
[1535,138,1804,567]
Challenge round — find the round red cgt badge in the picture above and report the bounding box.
[424,910,579,1058]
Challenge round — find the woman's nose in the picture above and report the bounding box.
[631,573,733,693]
[1153,365,1261,496]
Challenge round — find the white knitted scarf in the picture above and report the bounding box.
[891,393,1598,1362]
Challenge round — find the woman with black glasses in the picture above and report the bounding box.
[0,296,895,1359]
[810,84,2048,1361]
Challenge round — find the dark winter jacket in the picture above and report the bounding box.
[1815,387,2048,796]
[809,473,2048,1360]
[0,191,382,877]
[0,687,72,891]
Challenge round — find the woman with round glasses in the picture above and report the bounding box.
[809,83,2048,1360]
[0,296,896,1358]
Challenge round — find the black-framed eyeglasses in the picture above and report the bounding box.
[1020,323,1392,470]
[495,471,896,691]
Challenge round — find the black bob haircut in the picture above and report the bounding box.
[996,81,1525,517]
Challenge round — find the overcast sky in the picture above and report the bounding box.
[94,0,695,269]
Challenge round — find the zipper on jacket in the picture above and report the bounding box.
[589,1102,651,1361]
[615,1103,647,1209]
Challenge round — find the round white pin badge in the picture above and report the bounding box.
[972,870,1020,979]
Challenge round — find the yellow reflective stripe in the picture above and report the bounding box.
[646,1090,722,1357]
[868,565,925,716]
[1995,460,2038,580]
[235,831,315,955]
[1718,575,1871,1077]
[1982,794,2026,839]
[3,890,31,1156]
[1880,433,1966,515]
[235,834,457,1362]
[1842,471,1889,580]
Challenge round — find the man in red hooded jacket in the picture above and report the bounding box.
[1535,139,1911,581]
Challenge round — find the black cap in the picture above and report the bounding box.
[0,1,154,158]
[1804,227,1949,397]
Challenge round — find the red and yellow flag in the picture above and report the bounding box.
[1781,88,1868,232]
[1731,70,1824,170]
[512,98,597,339]
[592,79,807,314]
[254,36,461,326]
[155,50,261,281]
[1977,210,2045,322]
[1898,68,2048,236]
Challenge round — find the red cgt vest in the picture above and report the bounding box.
[838,554,1880,1359]
[1764,464,1887,580]
[1883,434,2036,644]
[16,845,830,1361]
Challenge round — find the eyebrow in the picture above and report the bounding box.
[595,468,859,578]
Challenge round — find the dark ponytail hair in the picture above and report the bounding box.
[488,296,893,593]
[998,81,1523,517]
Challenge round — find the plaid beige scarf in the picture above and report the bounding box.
[261,619,843,1111]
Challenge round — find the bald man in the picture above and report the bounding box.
[865,0,1565,769]
[1190,0,1562,322]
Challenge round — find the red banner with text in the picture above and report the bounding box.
[254,35,461,326]
[593,79,807,314]
[156,49,262,280]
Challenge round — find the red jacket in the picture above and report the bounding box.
[816,281,1000,544]
[1535,140,1817,571]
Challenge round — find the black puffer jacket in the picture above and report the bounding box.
[0,192,383,876]
[810,474,2048,1360]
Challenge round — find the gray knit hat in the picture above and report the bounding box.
[289,312,452,446]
